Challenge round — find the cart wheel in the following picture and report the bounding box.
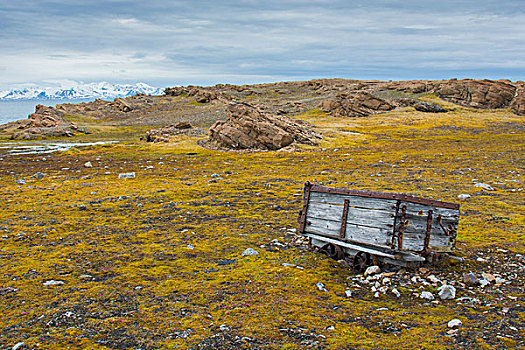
[322,243,344,260]
[352,252,370,272]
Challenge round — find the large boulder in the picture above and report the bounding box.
[11,104,88,140]
[434,79,516,109]
[319,91,394,117]
[395,98,447,113]
[209,102,321,150]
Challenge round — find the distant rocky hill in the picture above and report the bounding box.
[0,82,164,101]
[1,78,524,142]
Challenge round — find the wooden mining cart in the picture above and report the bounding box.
[298,182,460,269]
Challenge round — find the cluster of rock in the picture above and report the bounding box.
[165,86,232,103]
[143,122,205,142]
[319,91,394,117]
[208,102,321,150]
[9,105,89,140]
[312,78,525,115]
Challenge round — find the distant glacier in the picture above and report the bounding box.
[0,82,165,101]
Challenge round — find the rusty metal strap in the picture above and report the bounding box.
[299,182,313,233]
[339,199,350,239]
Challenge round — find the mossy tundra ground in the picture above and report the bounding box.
[0,101,524,349]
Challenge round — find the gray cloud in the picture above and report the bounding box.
[0,0,524,89]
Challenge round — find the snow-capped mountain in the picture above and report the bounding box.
[0,82,165,100]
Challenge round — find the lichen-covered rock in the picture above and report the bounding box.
[395,98,447,113]
[510,84,525,115]
[434,79,516,109]
[319,92,394,117]
[209,102,321,150]
[165,86,232,103]
[143,122,203,142]
[11,104,88,140]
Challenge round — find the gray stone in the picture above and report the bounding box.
[364,265,381,276]
[43,280,64,286]
[447,319,462,328]
[463,273,480,286]
[438,285,456,300]
[420,291,435,300]
[474,183,495,191]
[33,172,45,179]
[118,172,135,179]
[391,288,401,298]
[241,248,259,256]
[479,279,490,288]
[12,342,25,350]
[458,194,471,200]
[15,179,26,185]
[345,289,353,298]
[316,282,328,292]
[84,161,93,168]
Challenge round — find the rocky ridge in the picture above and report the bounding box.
[2,78,525,143]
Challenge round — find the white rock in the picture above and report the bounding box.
[12,342,24,350]
[84,161,93,168]
[374,292,380,298]
[427,275,440,283]
[118,172,135,179]
[345,289,352,298]
[420,291,434,300]
[495,277,506,285]
[438,285,456,300]
[364,265,381,276]
[43,280,64,286]
[316,282,328,292]
[448,319,462,328]
[219,324,230,331]
[474,183,495,191]
[186,244,194,250]
[458,194,471,200]
[391,288,401,298]
[241,248,259,256]
[479,279,490,288]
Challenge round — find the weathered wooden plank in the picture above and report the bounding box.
[401,214,459,236]
[309,191,397,211]
[305,217,392,247]
[401,202,460,219]
[400,230,454,251]
[306,202,395,230]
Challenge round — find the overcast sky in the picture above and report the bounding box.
[1,0,524,89]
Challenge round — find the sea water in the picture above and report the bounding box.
[0,99,94,125]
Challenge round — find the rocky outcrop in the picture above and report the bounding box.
[319,92,394,117]
[434,79,517,109]
[165,86,232,103]
[208,102,321,150]
[395,98,447,113]
[143,122,197,142]
[510,84,525,115]
[11,105,88,140]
